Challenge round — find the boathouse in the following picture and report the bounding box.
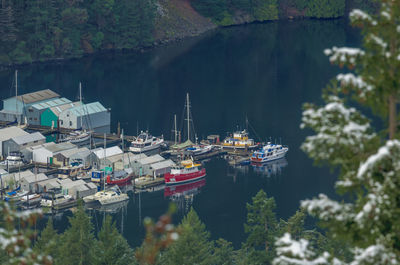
[25,97,71,126]
[132,154,165,176]
[0,126,29,157]
[144,159,175,177]
[58,102,110,133]
[107,152,147,171]
[20,171,49,192]
[40,101,82,128]
[29,142,77,164]
[0,89,59,123]
[60,179,97,199]
[53,147,91,166]
[88,146,123,168]
[3,132,45,156]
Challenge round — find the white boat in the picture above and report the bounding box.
[83,186,129,206]
[20,194,42,204]
[129,131,164,153]
[98,190,129,205]
[251,142,289,163]
[0,152,24,169]
[4,190,29,202]
[59,130,91,144]
[40,194,73,207]
[185,145,213,156]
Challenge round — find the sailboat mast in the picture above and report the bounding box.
[15,70,18,121]
[186,93,190,141]
[103,133,106,190]
[79,83,82,130]
[122,129,125,167]
[174,114,177,145]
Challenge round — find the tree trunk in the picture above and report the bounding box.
[389,94,397,139]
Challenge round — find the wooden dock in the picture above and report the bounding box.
[134,177,165,190]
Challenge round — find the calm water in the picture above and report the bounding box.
[0,19,360,248]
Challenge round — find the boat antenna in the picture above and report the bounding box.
[136,121,139,137]
[245,115,249,131]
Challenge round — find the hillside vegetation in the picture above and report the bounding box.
[0,0,375,66]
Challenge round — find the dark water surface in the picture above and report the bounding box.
[0,19,359,248]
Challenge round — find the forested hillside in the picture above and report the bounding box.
[0,0,374,66]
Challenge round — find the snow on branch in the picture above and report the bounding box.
[351,244,398,265]
[301,96,375,165]
[357,140,400,179]
[349,9,377,26]
[273,233,343,265]
[301,194,354,222]
[336,73,373,98]
[324,47,364,65]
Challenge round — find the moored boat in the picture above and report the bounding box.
[40,194,74,208]
[251,142,289,163]
[222,130,258,149]
[106,170,133,185]
[164,178,206,197]
[165,160,206,185]
[185,145,213,156]
[59,130,91,144]
[0,151,24,169]
[129,131,164,153]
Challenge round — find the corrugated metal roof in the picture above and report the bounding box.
[137,154,164,165]
[93,146,123,159]
[59,147,90,158]
[107,152,147,164]
[67,102,107,117]
[150,159,175,170]
[12,132,45,145]
[31,97,71,110]
[23,173,48,183]
[45,142,77,153]
[0,127,29,141]
[49,102,82,116]
[9,89,60,104]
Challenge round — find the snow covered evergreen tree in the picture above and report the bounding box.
[274,1,400,264]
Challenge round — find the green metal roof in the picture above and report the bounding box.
[68,102,107,117]
[31,97,72,110]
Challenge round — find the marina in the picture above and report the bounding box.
[0,81,274,214]
[0,18,347,248]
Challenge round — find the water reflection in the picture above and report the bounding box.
[251,158,288,178]
[164,178,206,213]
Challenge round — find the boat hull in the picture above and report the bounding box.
[106,175,132,185]
[129,142,162,153]
[164,178,206,197]
[251,152,287,163]
[165,168,206,185]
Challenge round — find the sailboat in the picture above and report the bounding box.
[170,93,213,155]
[58,83,92,144]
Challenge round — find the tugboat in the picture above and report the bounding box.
[222,130,258,149]
[129,131,164,153]
[165,160,206,185]
[251,142,289,163]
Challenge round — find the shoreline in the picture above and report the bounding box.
[0,16,344,71]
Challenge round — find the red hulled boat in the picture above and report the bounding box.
[106,171,133,186]
[164,178,206,197]
[164,160,206,185]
